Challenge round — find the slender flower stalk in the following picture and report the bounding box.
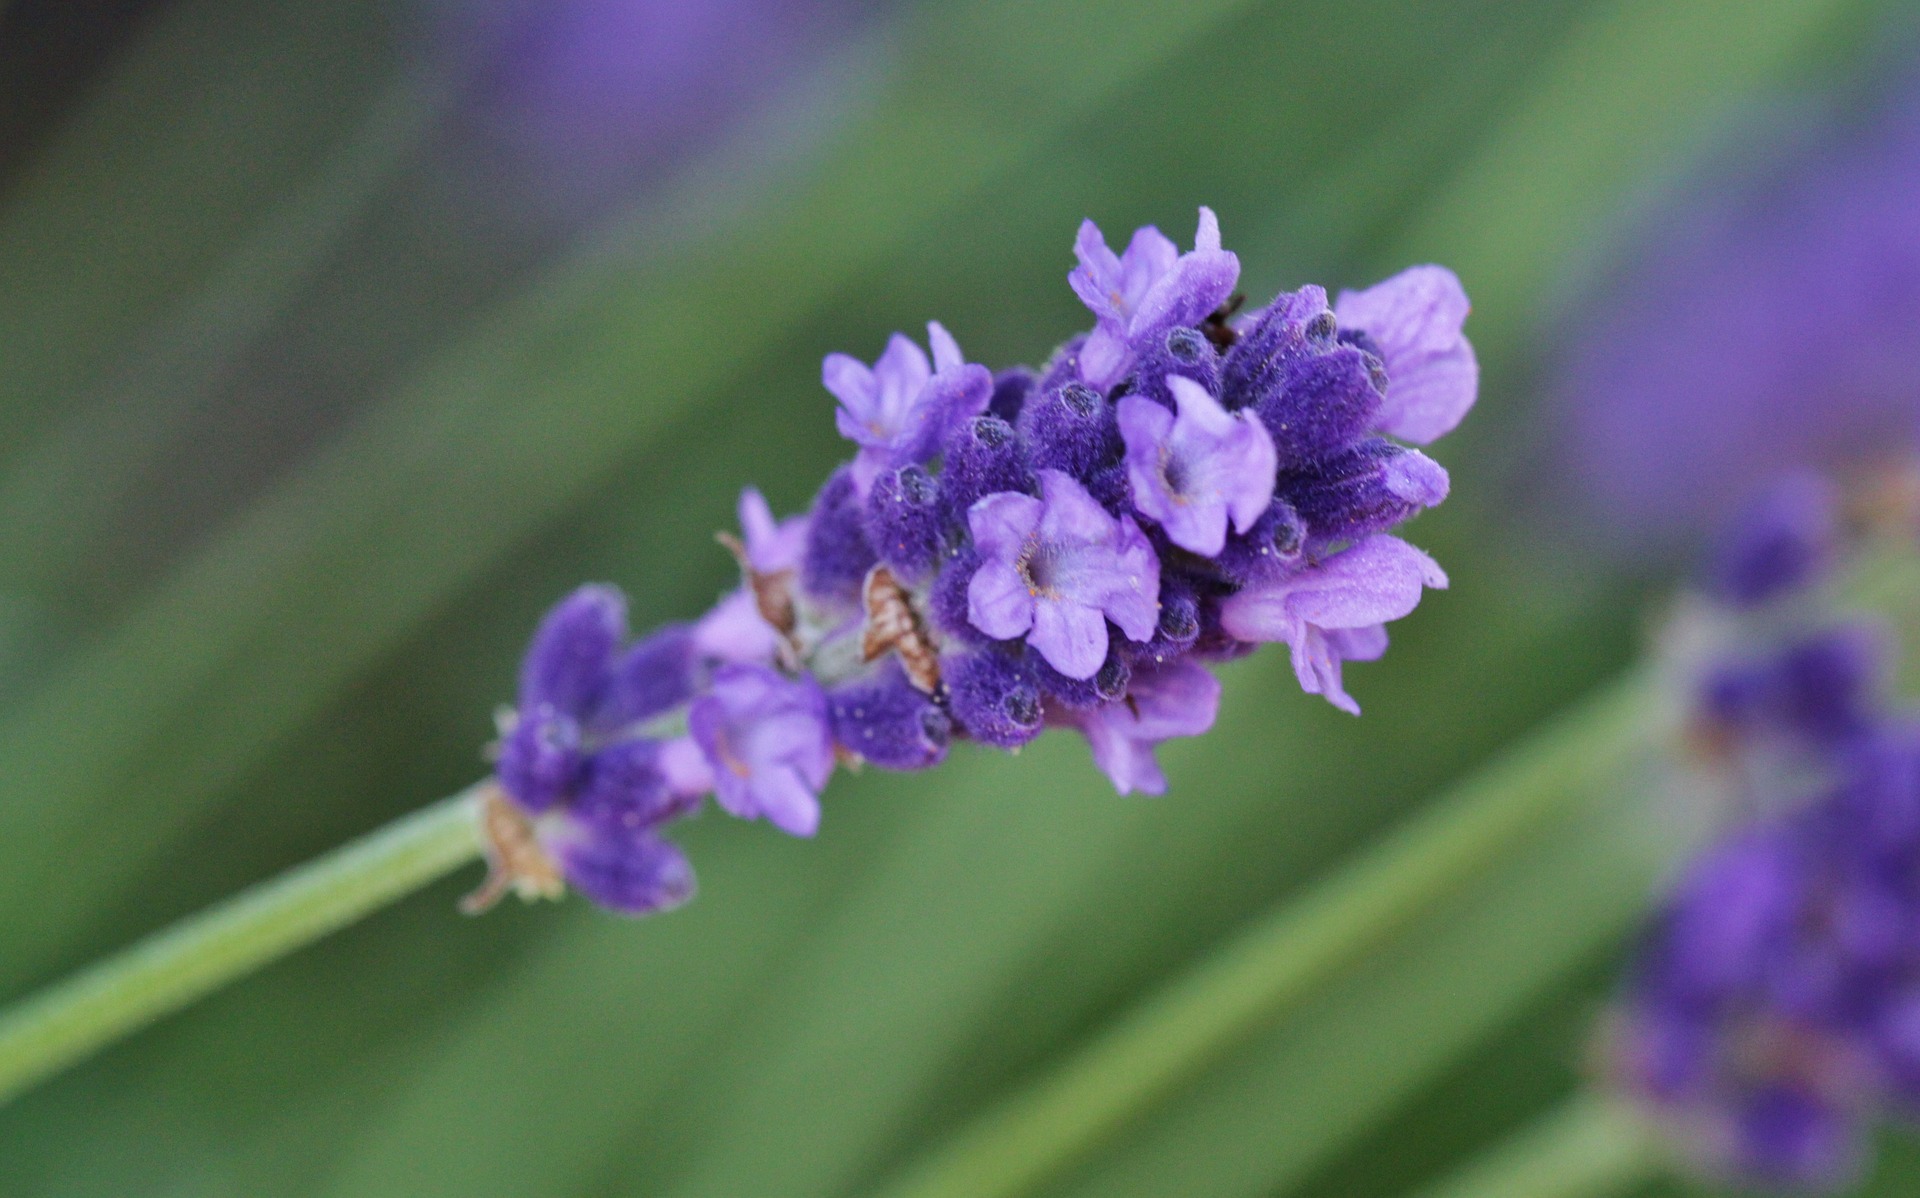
[0,787,485,1105]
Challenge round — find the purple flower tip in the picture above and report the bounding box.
[689,663,835,837]
[1069,207,1240,391]
[1217,534,1446,714]
[1334,265,1478,445]
[1118,375,1276,556]
[965,469,1161,679]
[826,323,991,492]
[1056,659,1222,795]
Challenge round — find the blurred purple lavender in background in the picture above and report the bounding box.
[1604,477,1920,1190]
[479,210,1476,915]
[1554,57,1920,546]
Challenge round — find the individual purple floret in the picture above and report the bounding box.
[1052,659,1222,795]
[1118,375,1277,556]
[689,664,835,837]
[485,585,710,915]
[487,208,1474,915]
[965,470,1160,679]
[825,323,992,495]
[1219,535,1448,715]
[1069,207,1240,391]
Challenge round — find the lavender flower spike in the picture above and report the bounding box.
[689,663,835,837]
[1070,207,1240,391]
[1219,534,1447,714]
[966,469,1161,679]
[825,322,991,493]
[487,206,1473,916]
[1119,375,1277,555]
[1334,265,1478,445]
[1056,659,1221,794]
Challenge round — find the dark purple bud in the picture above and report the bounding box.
[928,542,992,646]
[941,414,1033,519]
[988,367,1036,424]
[1122,325,1223,410]
[1220,287,1337,410]
[828,661,952,769]
[944,649,1044,748]
[1251,340,1387,467]
[519,584,624,717]
[1279,438,1448,552]
[1036,333,1089,394]
[1019,382,1122,481]
[1035,644,1132,710]
[1335,327,1391,393]
[1189,597,1257,662]
[496,707,584,814]
[601,622,698,729]
[1213,498,1307,586]
[801,465,878,606]
[1704,474,1841,609]
[864,464,946,582]
[1122,577,1203,668]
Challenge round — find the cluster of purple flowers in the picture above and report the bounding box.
[476,209,1475,914]
[1606,474,1920,1189]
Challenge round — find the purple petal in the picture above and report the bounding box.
[967,490,1043,560]
[1218,535,1446,713]
[689,664,833,838]
[967,560,1036,641]
[1381,449,1450,507]
[927,320,964,372]
[544,814,696,916]
[692,588,782,664]
[519,585,625,715]
[1062,659,1222,794]
[1102,514,1162,643]
[1030,597,1110,679]
[738,487,809,573]
[1334,265,1477,445]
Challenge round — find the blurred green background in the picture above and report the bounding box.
[0,1,1916,1194]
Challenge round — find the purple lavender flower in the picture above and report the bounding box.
[825,323,992,494]
[1070,208,1240,391]
[1118,375,1277,556]
[1218,535,1448,715]
[689,663,835,837]
[1332,266,1478,446]
[965,470,1160,679]
[488,586,710,915]
[1053,659,1222,795]
[489,207,1472,916]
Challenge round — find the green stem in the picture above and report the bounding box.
[866,669,1673,1198]
[1411,1093,1660,1198]
[0,784,485,1105]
